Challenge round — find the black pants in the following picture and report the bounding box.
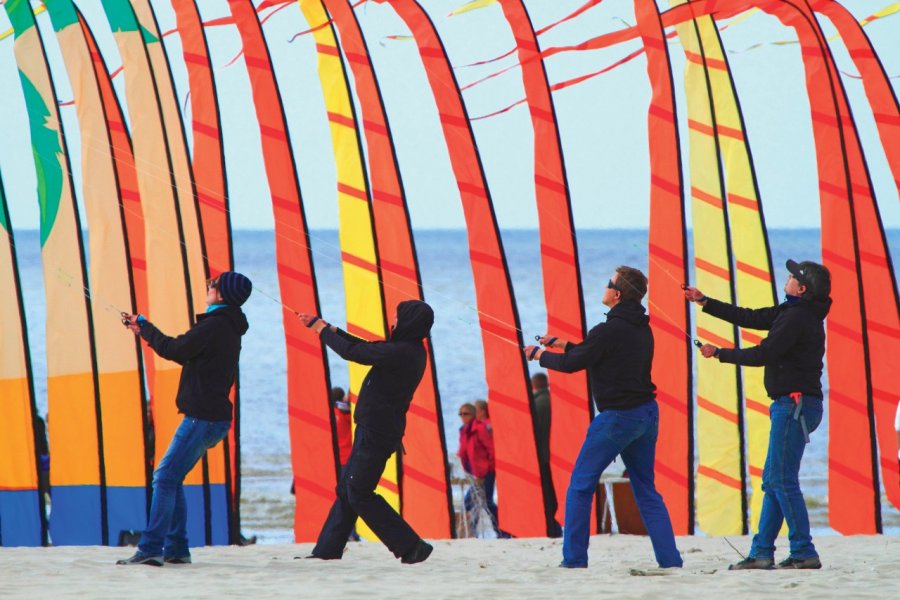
[539,460,562,538]
[312,427,419,558]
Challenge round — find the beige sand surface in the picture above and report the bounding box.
[0,535,896,599]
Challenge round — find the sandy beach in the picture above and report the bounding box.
[0,535,895,599]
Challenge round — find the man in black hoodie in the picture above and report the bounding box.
[117,271,251,567]
[524,266,682,570]
[298,300,435,564]
[685,259,831,570]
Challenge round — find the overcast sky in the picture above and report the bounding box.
[0,0,898,232]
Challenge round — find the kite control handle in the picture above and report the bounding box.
[534,335,558,347]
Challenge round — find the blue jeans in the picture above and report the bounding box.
[749,395,823,560]
[562,401,681,568]
[138,416,231,557]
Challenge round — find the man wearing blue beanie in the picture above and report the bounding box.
[117,271,251,566]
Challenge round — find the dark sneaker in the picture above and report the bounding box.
[164,555,192,564]
[116,552,163,567]
[728,557,774,570]
[400,540,433,564]
[776,556,821,570]
[295,553,341,560]
[558,561,587,569]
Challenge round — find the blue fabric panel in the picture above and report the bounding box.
[209,484,228,546]
[106,486,147,545]
[183,484,207,548]
[0,490,43,546]
[49,486,102,545]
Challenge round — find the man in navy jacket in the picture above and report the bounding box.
[299,300,435,564]
[525,266,682,569]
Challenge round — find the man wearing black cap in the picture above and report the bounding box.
[684,259,831,571]
[117,271,252,566]
[298,300,435,564]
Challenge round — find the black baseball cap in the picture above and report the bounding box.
[786,259,831,299]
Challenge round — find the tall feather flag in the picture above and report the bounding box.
[43,0,150,544]
[0,172,46,547]
[670,3,777,535]
[297,0,396,542]
[493,0,592,533]
[634,0,694,536]
[322,0,454,538]
[673,5,747,536]
[378,0,546,537]
[5,0,106,545]
[225,0,337,543]
[814,0,900,511]
[169,0,243,543]
[99,0,229,545]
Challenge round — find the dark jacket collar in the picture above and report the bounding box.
[197,304,249,335]
[606,300,649,326]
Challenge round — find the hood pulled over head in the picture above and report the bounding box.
[390,300,434,341]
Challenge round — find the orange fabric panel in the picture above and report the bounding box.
[170,0,239,529]
[226,0,337,543]
[814,0,900,514]
[321,0,453,538]
[384,0,545,537]
[496,0,593,532]
[634,0,693,536]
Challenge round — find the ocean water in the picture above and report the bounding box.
[12,228,900,542]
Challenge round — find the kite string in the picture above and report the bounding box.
[33,80,702,350]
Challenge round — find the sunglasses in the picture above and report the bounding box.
[607,279,620,291]
[206,278,219,290]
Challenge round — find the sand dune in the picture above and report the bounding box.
[1,535,896,599]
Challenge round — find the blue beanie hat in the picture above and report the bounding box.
[217,272,252,306]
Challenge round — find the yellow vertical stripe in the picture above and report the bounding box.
[697,19,775,533]
[299,0,394,540]
[675,14,744,535]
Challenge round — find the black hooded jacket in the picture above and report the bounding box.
[319,300,434,442]
[703,295,832,398]
[140,305,249,421]
[539,300,656,412]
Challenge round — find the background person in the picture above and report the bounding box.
[531,373,562,537]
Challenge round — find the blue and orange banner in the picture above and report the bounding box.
[100,0,229,546]
[5,0,105,545]
[44,0,150,544]
[0,173,46,547]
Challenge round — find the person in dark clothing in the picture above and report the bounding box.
[686,259,831,571]
[298,300,435,564]
[524,266,681,569]
[117,271,252,567]
[531,373,562,537]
